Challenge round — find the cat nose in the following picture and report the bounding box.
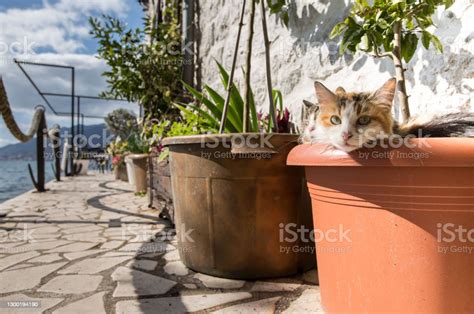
[342,132,353,141]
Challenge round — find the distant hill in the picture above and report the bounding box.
[0,124,112,160]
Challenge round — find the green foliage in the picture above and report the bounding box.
[126,132,150,154]
[144,111,215,161]
[104,108,138,139]
[264,0,290,27]
[331,0,453,62]
[107,137,128,157]
[89,4,182,118]
[177,61,260,133]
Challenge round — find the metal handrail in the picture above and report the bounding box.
[0,76,61,191]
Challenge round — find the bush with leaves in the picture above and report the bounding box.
[104,108,138,139]
[144,112,214,161]
[89,3,182,119]
[331,0,453,122]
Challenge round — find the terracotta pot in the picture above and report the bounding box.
[163,133,315,279]
[129,154,148,193]
[287,138,474,313]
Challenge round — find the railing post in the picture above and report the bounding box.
[36,113,46,192]
[49,124,61,181]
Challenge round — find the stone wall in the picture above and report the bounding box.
[196,0,474,126]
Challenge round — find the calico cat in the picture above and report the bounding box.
[301,78,474,152]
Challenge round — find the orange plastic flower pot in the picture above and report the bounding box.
[287,138,474,313]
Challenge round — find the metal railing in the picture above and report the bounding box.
[0,76,61,192]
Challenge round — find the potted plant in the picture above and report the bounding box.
[125,127,151,194]
[107,138,128,181]
[162,0,314,279]
[288,1,474,312]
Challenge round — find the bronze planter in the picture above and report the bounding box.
[149,155,174,223]
[163,133,315,279]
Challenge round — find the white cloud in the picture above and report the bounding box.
[0,0,139,148]
[0,0,128,55]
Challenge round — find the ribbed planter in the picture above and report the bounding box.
[287,138,474,313]
[163,133,315,279]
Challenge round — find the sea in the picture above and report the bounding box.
[0,160,55,203]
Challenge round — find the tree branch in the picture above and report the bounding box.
[243,0,256,133]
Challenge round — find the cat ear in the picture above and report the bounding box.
[303,100,319,115]
[303,100,316,108]
[314,81,337,106]
[372,78,396,110]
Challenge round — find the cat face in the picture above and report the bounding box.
[302,78,396,152]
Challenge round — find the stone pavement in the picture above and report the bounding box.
[0,174,323,313]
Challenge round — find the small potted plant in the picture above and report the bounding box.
[288,1,474,312]
[107,138,128,181]
[125,127,151,194]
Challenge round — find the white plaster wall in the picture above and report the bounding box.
[197,0,474,125]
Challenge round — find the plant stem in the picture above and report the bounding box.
[243,0,256,133]
[260,0,277,133]
[219,0,247,133]
[392,21,410,122]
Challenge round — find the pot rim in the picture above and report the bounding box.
[287,138,474,167]
[162,133,299,146]
[127,153,149,159]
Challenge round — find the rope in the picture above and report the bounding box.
[0,76,46,142]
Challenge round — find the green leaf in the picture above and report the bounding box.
[282,12,289,27]
[444,0,454,8]
[249,91,259,132]
[204,85,242,132]
[421,31,431,49]
[182,81,225,128]
[431,35,443,53]
[401,33,418,63]
[330,22,347,39]
[215,61,244,120]
[377,18,389,29]
[174,103,222,132]
[272,89,284,112]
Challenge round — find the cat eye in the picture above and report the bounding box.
[357,116,371,125]
[330,115,341,125]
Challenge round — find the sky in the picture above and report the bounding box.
[0,0,144,147]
